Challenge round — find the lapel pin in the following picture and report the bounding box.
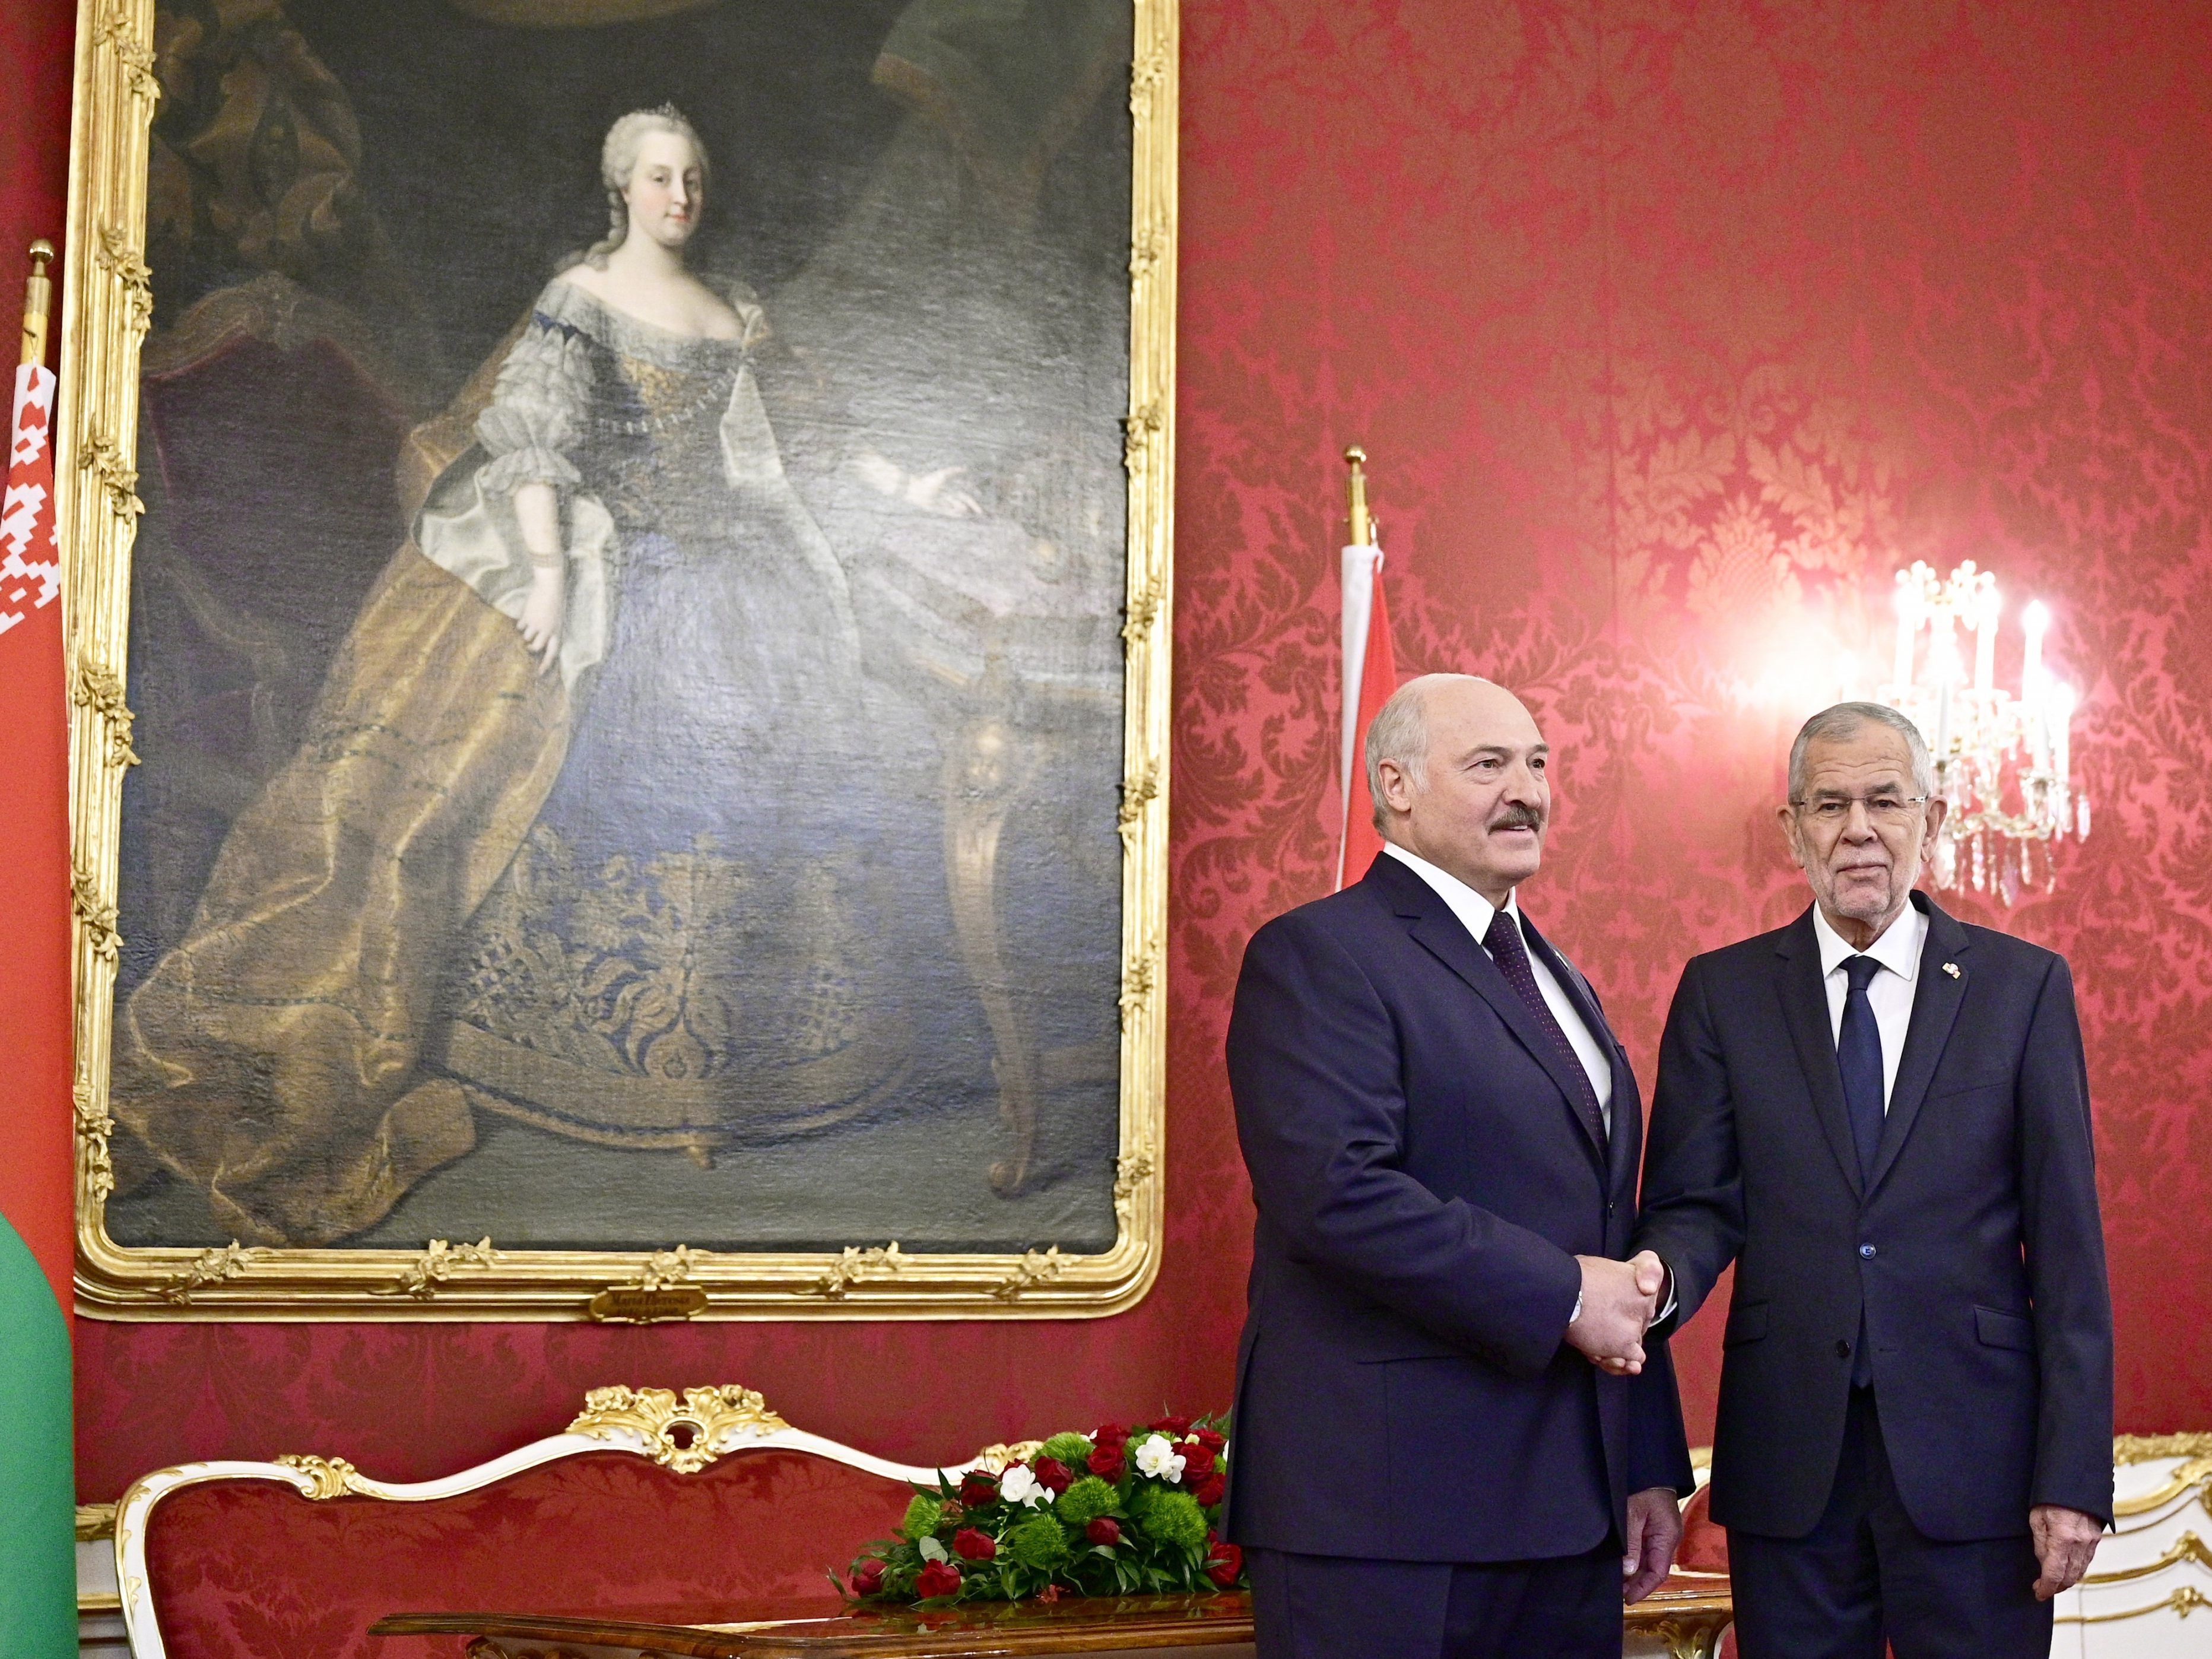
[1941,962,1961,979]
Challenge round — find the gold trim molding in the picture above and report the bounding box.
[62,0,1175,1321]
[2117,1433,2212,1464]
[567,1385,788,1474]
[2075,1530,2212,1587]
[2114,1443,2212,1518]
[2059,1584,2211,1625]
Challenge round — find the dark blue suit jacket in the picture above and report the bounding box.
[1222,853,1694,1563]
[1636,894,2115,1541]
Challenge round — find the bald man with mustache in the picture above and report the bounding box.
[1221,674,1693,1659]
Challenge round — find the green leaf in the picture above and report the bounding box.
[917,1537,949,1564]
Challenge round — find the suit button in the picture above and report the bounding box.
[1607,1201,1617,1215]
[1836,1340,1852,1359]
[1859,1244,1876,1258]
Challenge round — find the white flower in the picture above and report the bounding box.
[1134,1435,1186,1484]
[999,1465,1049,1507]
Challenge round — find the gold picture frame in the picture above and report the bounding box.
[59,0,1174,1320]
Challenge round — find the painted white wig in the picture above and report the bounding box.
[580,104,709,267]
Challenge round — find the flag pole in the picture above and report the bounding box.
[21,240,52,368]
[1345,443,1371,548]
[1337,446,1395,889]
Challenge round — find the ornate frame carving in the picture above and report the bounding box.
[112,1382,984,1659]
[61,0,1175,1319]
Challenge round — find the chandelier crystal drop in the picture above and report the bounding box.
[1879,560,2088,905]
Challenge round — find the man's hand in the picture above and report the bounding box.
[1622,1487,1682,1604]
[1566,1253,1664,1375]
[2030,1504,2102,1600]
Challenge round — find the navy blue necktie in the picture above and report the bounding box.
[1838,954,1886,1185]
[1483,908,1607,1150]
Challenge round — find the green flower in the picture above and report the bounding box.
[1055,1475,1118,1527]
[1040,1432,1094,1467]
[900,1492,949,1541]
[1139,1490,1207,1551]
[1002,1514,1073,1572]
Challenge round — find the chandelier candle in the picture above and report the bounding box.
[1882,560,2087,903]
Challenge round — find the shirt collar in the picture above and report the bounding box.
[1811,897,1926,985]
[1382,841,1518,943]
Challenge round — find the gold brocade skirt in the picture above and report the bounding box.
[113,537,909,1245]
[114,545,573,1245]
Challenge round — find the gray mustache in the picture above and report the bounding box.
[1489,805,1544,833]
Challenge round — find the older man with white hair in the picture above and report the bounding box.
[1635,701,2114,1657]
[1222,673,1692,1659]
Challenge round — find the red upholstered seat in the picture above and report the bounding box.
[1675,1483,1737,1658]
[141,1447,914,1659]
[1677,1481,1729,1573]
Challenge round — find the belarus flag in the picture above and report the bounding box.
[0,297,80,1655]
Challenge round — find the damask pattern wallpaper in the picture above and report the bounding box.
[38,0,2212,1494]
[1169,0,2212,1436]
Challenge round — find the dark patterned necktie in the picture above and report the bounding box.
[1483,908,1607,1149]
[1838,954,1886,1184]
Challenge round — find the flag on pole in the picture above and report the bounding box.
[0,237,80,1659]
[1335,446,1399,890]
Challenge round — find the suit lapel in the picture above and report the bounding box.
[1520,912,1636,1182]
[1372,859,1607,1169]
[1868,895,1972,1194]
[1774,909,1864,1200]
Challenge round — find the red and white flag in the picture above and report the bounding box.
[0,334,74,1315]
[1335,530,1398,890]
[2,361,62,638]
[0,255,78,1654]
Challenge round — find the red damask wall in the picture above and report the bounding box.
[0,0,2203,1501]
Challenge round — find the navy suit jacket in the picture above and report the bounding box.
[1636,893,2115,1541]
[1222,853,1694,1563]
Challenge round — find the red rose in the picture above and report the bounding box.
[1205,1541,1244,1588]
[1087,1445,1125,1480]
[952,1526,998,1562]
[1180,1443,1217,1479]
[959,1473,999,1508]
[848,1558,886,1597]
[1193,1472,1226,1507]
[1151,1415,1194,1436]
[1033,1456,1074,1496]
[1092,1423,1129,1448]
[1192,1427,1227,1452]
[915,1559,963,1599]
[1086,1517,1122,1546]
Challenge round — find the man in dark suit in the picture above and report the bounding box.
[1223,673,1694,1659]
[1635,701,2113,1657]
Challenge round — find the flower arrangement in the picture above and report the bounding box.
[837,1415,1246,1605]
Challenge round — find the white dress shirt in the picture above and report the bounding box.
[1382,842,1614,1133]
[1810,901,1927,1108]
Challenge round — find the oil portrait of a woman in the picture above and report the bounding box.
[100,0,1153,1283]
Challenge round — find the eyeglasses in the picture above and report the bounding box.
[1790,793,1931,828]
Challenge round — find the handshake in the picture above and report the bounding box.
[1566,1251,1667,1376]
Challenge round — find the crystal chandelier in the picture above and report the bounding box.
[1878,560,2089,903]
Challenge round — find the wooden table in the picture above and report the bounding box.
[373,1574,1732,1658]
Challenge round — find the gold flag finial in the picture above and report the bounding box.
[1345,445,1372,547]
[22,240,55,369]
